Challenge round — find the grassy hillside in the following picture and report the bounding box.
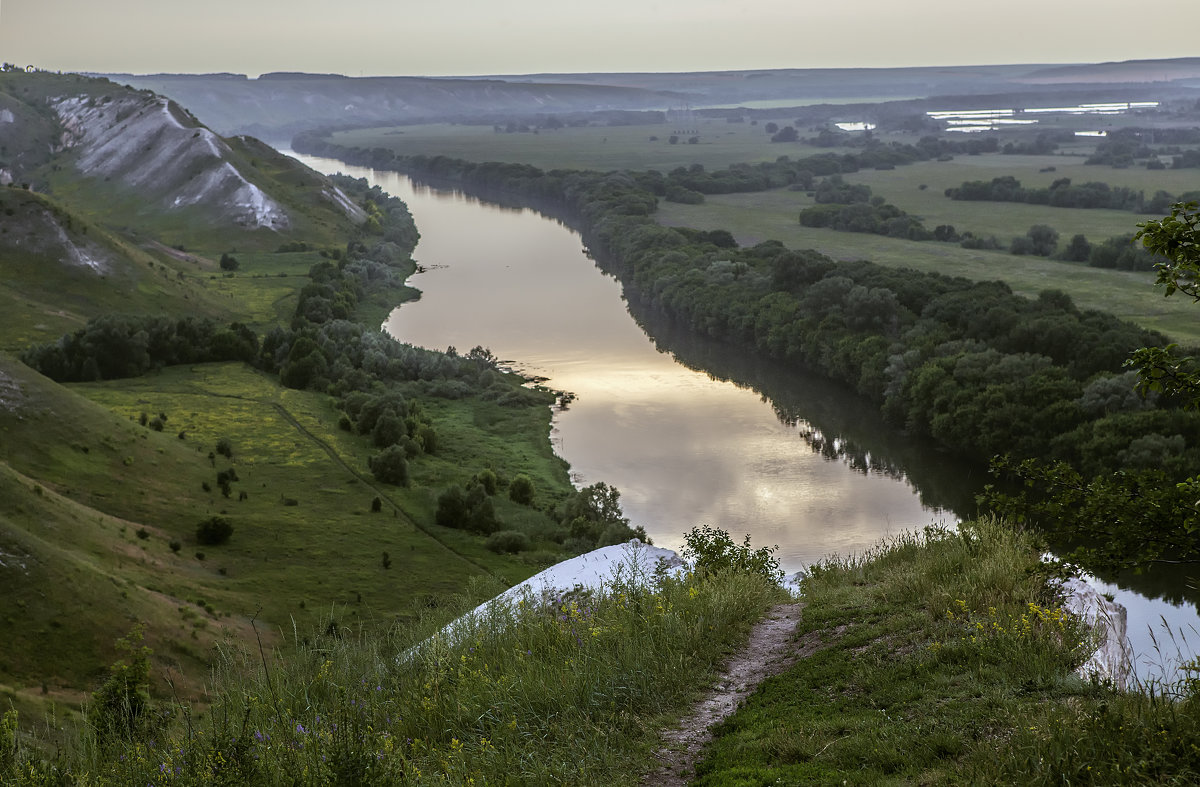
[7,521,1196,784]
[0,70,586,732]
[0,187,240,352]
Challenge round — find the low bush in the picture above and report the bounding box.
[195,516,233,546]
[485,530,530,554]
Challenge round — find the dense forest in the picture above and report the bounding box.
[294,132,1200,569]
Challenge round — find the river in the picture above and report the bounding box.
[287,151,1198,686]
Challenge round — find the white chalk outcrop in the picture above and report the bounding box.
[1062,577,1131,688]
[4,207,114,275]
[321,184,368,223]
[484,539,684,608]
[51,95,288,229]
[409,540,685,656]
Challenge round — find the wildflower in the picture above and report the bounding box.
[296,723,307,735]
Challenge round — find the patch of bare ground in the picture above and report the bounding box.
[643,601,805,786]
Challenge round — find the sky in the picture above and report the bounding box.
[2,0,1198,78]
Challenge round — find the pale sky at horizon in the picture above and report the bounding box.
[2,0,1198,78]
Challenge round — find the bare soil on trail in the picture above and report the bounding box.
[643,601,806,786]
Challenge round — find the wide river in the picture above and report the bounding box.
[288,151,1197,684]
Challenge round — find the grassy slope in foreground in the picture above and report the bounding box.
[10,521,1192,784]
[4,550,784,784]
[695,521,1199,785]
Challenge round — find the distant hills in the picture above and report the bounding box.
[103,58,1200,140]
[101,72,683,141]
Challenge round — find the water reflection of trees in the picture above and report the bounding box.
[622,294,982,518]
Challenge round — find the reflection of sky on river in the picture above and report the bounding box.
[288,153,944,572]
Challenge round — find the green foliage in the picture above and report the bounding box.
[196,515,233,545]
[215,436,233,459]
[473,468,497,496]
[219,252,240,271]
[20,315,260,382]
[946,175,1152,211]
[33,561,779,783]
[693,521,1117,785]
[981,456,1200,570]
[368,444,409,486]
[485,529,531,554]
[508,473,534,505]
[0,709,16,781]
[680,525,783,583]
[436,483,499,534]
[88,625,153,745]
[560,482,648,549]
[1137,201,1200,302]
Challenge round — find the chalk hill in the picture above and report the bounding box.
[0,69,374,349]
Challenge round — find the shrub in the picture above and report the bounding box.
[369,445,409,486]
[681,525,782,583]
[486,530,531,554]
[169,540,182,553]
[88,627,153,745]
[509,474,535,505]
[474,468,498,496]
[215,437,233,459]
[436,485,470,528]
[196,516,233,546]
[371,496,382,513]
[417,425,438,454]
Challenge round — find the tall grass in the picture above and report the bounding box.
[6,560,783,784]
[693,519,1200,785]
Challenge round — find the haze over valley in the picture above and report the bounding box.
[3,0,1200,780]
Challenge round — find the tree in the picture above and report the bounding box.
[1137,201,1200,301]
[436,485,470,528]
[369,445,409,485]
[1061,233,1092,262]
[771,126,798,143]
[508,474,535,505]
[1128,202,1200,405]
[196,516,233,545]
[1027,224,1060,256]
[219,253,239,271]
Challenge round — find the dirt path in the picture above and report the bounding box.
[643,601,805,786]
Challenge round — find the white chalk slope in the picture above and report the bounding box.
[52,94,290,229]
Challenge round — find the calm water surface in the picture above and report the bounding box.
[287,151,1198,684]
